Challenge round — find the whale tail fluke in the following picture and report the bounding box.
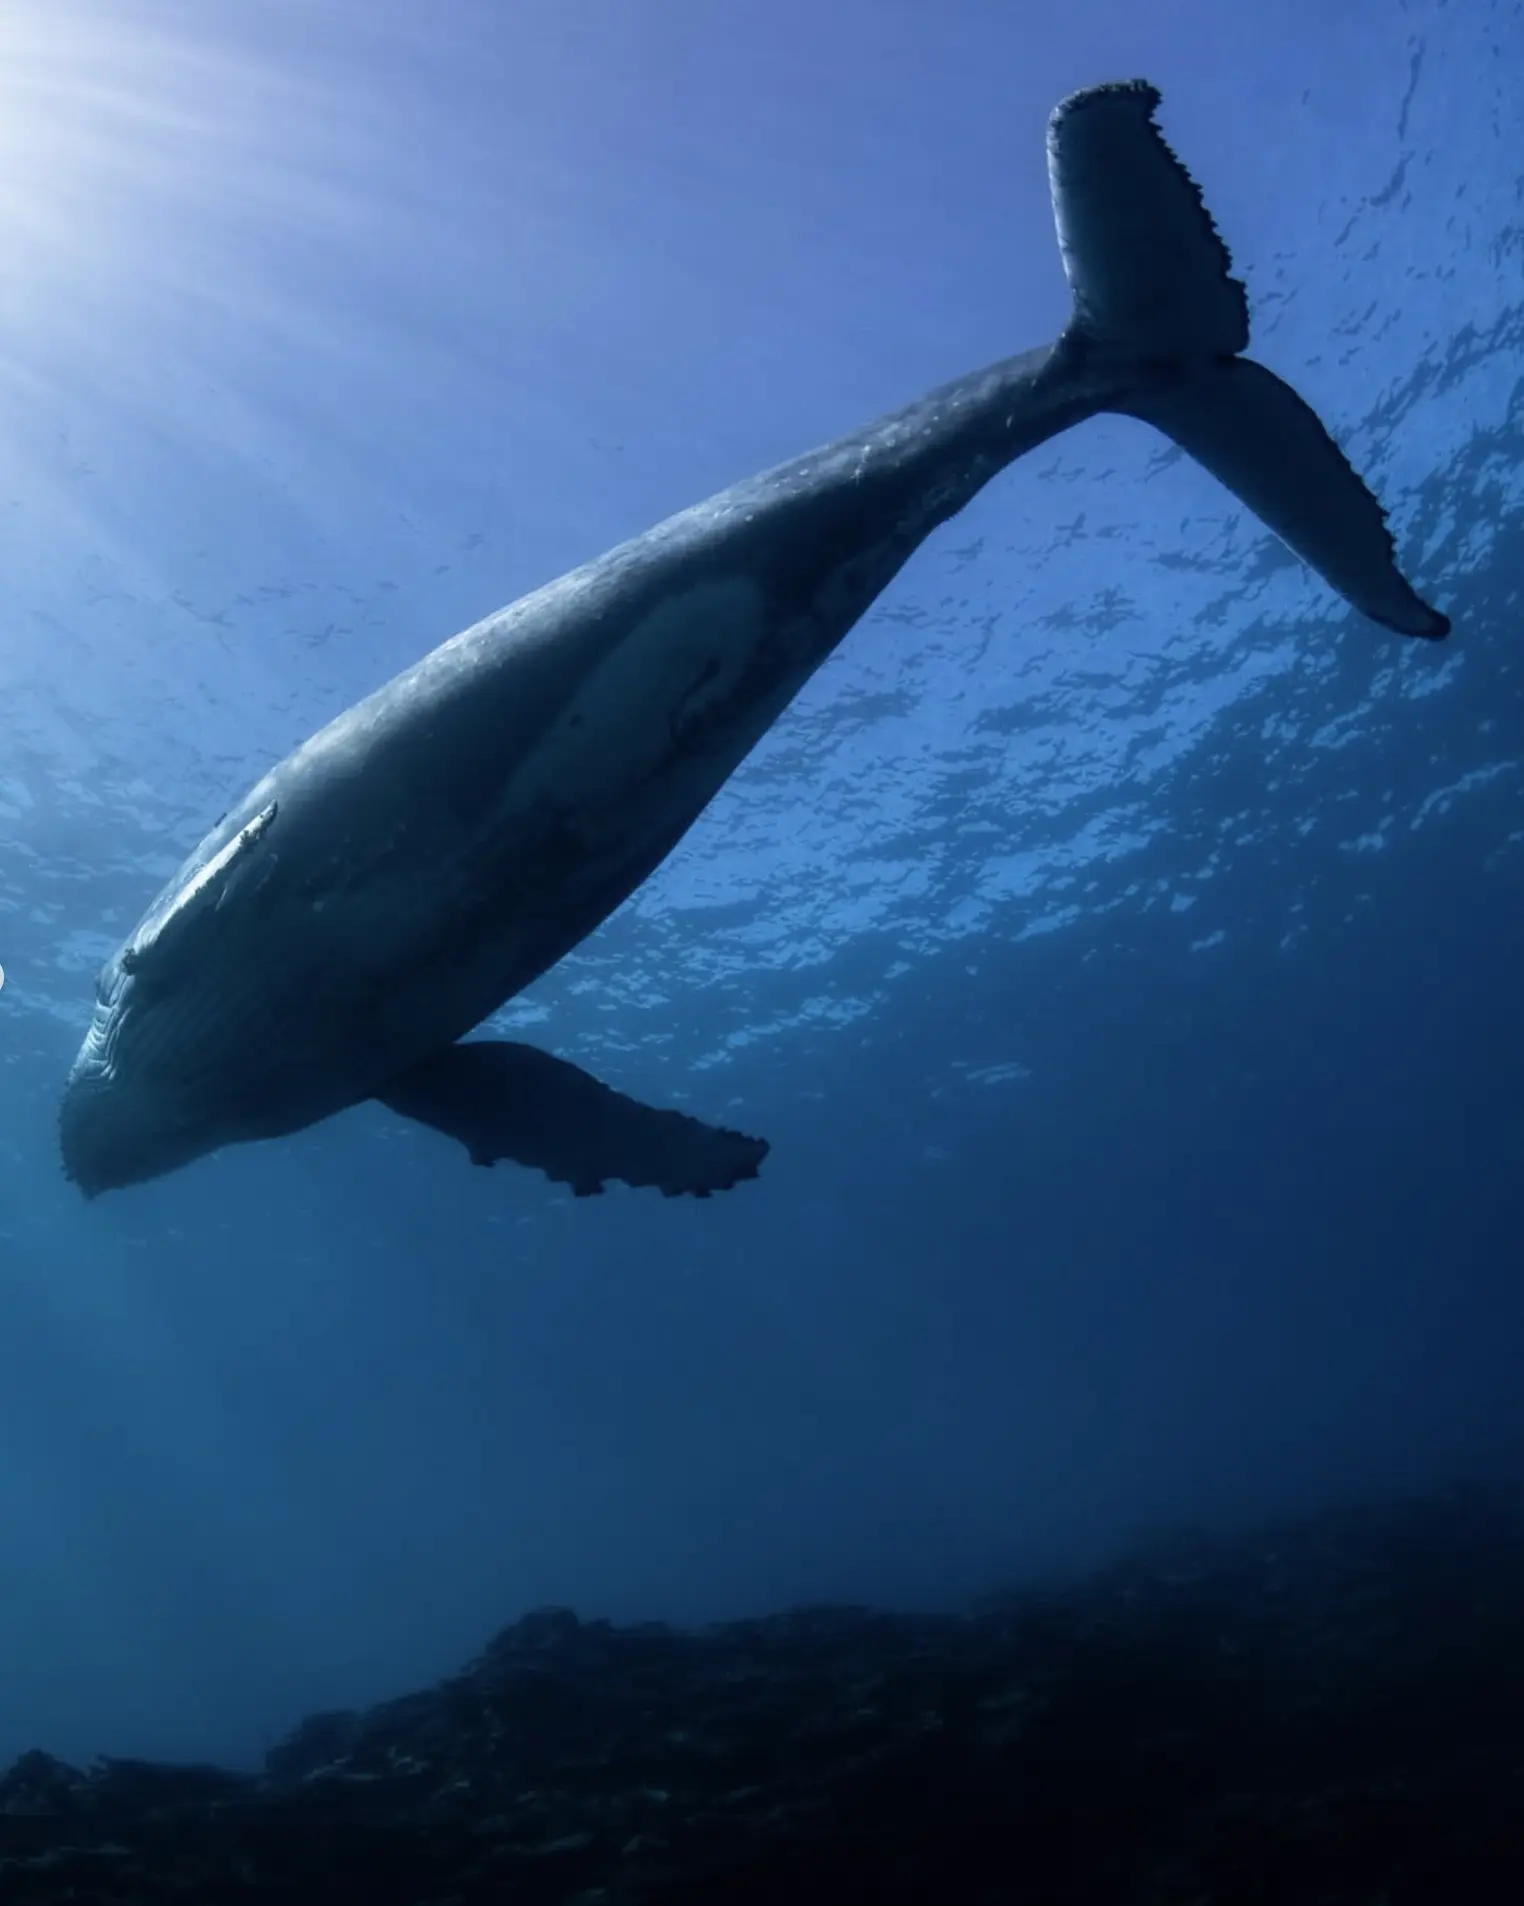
[1046,81,1448,640]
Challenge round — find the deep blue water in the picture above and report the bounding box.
[0,0,1520,1769]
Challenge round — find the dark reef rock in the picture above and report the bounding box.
[4,1486,1523,1903]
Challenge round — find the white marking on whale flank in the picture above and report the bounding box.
[124,800,279,973]
[507,576,766,820]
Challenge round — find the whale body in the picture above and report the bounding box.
[60,81,1448,1200]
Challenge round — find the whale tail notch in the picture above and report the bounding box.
[1046,80,1448,640]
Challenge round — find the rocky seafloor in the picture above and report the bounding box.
[3,1487,1522,1905]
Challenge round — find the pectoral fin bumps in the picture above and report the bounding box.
[375,1040,770,1198]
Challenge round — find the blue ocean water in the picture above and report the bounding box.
[0,0,1519,1775]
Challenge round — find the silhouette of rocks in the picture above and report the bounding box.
[3,1485,1522,1903]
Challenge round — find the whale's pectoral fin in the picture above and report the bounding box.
[1047,81,1448,639]
[375,1040,770,1198]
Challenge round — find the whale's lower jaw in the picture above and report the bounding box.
[58,1066,204,1197]
[58,967,348,1194]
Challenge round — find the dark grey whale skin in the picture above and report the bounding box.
[62,344,1107,1193]
[58,81,1449,1199]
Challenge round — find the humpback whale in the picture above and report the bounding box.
[60,80,1448,1201]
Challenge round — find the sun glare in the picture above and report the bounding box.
[0,2,386,366]
[0,7,206,313]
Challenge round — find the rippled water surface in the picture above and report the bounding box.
[0,0,1519,1768]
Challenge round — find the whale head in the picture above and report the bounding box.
[59,953,232,1195]
[57,797,359,1194]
